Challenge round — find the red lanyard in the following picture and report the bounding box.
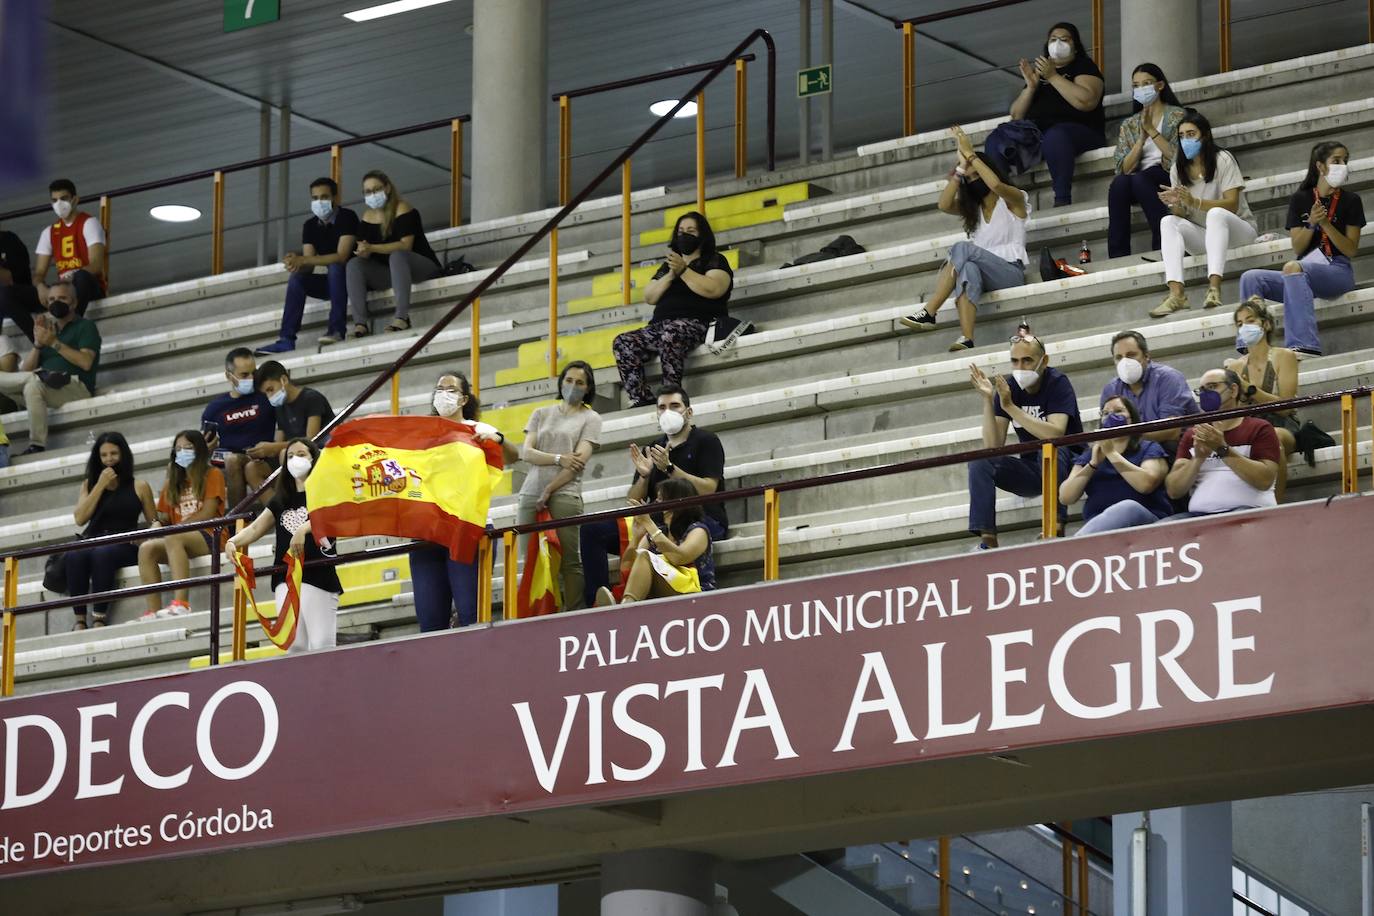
[1315,188,1341,257]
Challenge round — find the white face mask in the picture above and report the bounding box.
[658,409,686,437]
[311,199,333,220]
[364,190,388,210]
[1047,39,1072,62]
[1011,367,1041,390]
[52,199,73,221]
[433,390,461,417]
[1325,163,1349,188]
[1115,357,1144,385]
[287,455,313,481]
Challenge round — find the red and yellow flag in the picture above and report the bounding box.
[307,416,504,562]
[232,551,301,650]
[516,511,562,616]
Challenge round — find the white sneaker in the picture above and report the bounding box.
[155,601,192,618]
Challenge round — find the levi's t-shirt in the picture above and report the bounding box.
[202,392,277,453]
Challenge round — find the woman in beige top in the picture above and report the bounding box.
[1225,297,1298,501]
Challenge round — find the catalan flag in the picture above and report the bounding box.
[516,511,562,616]
[232,551,301,650]
[307,416,504,563]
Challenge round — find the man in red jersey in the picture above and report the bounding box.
[31,178,106,325]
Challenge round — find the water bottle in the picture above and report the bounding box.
[1016,318,1032,340]
[1079,239,1092,264]
[86,429,96,447]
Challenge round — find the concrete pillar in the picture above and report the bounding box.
[443,885,558,916]
[1113,804,1233,915]
[471,0,548,222]
[1119,0,1201,88]
[601,849,715,916]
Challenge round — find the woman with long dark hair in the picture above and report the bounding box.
[902,126,1029,351]
[66,432,157,628]
[1060,395,1171,535]
[1238,140,1364,357]
[1151,110,1258,317]
[612,211,734,407]
[138,429,227,618]
[1225,297,1299,501]
[1107,63,1186,257]
[597,477,716,606]
[342,169,442,339]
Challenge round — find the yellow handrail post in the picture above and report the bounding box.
[695,91,706,215]
[470,296,481,398]
[476,536,493,624]
[548,229,559,378]
[558,95,571,207]
[99,195,112,289]
[450,118,464,228]
[1091,0,1105,74]
[763,488,780,581]
[211,170,226,275]
[1341,393,1357,493]
[1041,442,1060,538]
[329,144,342,188]
[1062,832,1074,911]
[1219,0,1232,71]
[734,58,748,178]
[390,372,401,416]
[503,531,518,620]
[2,556,17,697]
[938,836,951,916]
[1077,843,1089,916]
[622,160,633,306]
[901,22,916,137]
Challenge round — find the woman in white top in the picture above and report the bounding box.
[1151,110,1257,317]
[902,126,1030,351]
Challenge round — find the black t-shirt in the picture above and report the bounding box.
[633,425,729,532]
[1025,54,1105,135]
[202,392,277,453]
[301,207,360,256]
[357,209,439,267]
[277,386,334,440]
[1284,187,1366,259]
[649,253,734,323]
[0,230,32,286]
[268,490,342,594]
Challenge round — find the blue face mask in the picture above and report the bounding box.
[1132,84,1158,106]
[1180,137,1203,159]
[1235,323,1265,352]
[234,377,254,396]
[174,449,196,469]
[1101,412,1129,429]
[268,389,287,408]
[1198,388,1223,412]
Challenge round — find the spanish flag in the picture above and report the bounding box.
[516,510,562,616]
[307,416,504,563]
[232,551,300,650]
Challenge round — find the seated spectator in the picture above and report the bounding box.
[517,361,602,612]
[1238,140,1363,357]
[253,360,335,461]
[1151,110,1257,317]
[345,170,441,338]
[256,177,359,353]
[0,222,42,343]
[1108,64,1186,258]
[0,281,100,455]
[1224,298,1299,501]
[1061,396,1171,536]
[613,213,733,407]
[598,478,716,606]
[33,179,106,317]
[67,432,157,629]
[1165,369,1280,516]
[202,347,276,509]
[1099,329,1198,455]
[410,371,519,631]
[225,437,342,652]
[0,329,15,373]
[138,430,227,619]
[967,336,1081,549]
[0,419,8,468]
[581,383,728,606]
[983,22,1105,207]
[902,127,1029,351]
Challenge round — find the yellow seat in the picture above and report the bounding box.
[639,183,810,246]
[493,323,644,386]
[567,250,741,315]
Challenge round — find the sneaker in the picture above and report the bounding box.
[154,600,192,618]
[1203,287,1223,309]
[947,336,974,352]
[594,587,617,608]
[254,339,295,355]
[1148,292,1189,319]
[899,309,937,331]
[317,332,344,346]
[71,619,88,631]
[970,541,993,552]
[20,444,46,456]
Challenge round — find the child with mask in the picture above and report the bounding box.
[225,437,343,652]
[1060,395,1171,536]
[253,360,335,461]
[1238,141,1364,357]
[516,361,602,612]
[138,430,226,619]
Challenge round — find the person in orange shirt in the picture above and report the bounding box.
[137,429,227,619]
[32,178,106,321]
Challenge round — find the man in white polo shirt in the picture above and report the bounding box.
[1166,368,1281,516]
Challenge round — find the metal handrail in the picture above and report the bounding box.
[551,54,757,101]
[1219,0,1374,72]
[3,512,254,562]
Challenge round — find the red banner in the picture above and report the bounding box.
[1,499,1372,877]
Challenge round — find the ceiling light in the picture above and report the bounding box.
[649,99,698,119]
[344,0,455,23]
[149,205,201,223]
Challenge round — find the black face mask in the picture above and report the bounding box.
[671,231,700,256]
[48,301,72,320]
[965,178,989,200]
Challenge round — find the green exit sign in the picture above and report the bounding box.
[224,0,280,32]
[797,64,832,98]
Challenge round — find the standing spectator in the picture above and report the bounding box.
[967,336,1081,549]
[902,127,1029,351]
[1061,396,1171,536]
[984,22,1105,207]
[1108,64,1186,258]
[138,430,227,618]
[1099,330,1198,454]
[0,223,42,342]
[253,360,335,461]
[517,361,602,612]
[32,179,106,315]
[1224,298,1299,501]
[225,437,342,653]
[1238,141,1364,357]
[613,212,733,407]
[0,281,100,455]
[201,347,276,510]
[580,383,728,605]
[1165,369,1280,515]
[598,478,716,606]
[66,432,158,629]
[345,170,441,338]
[1151,110,1257,317]
[410,371,518,630]
[256,177,359,353]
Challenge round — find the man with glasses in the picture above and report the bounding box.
[1165,368,1280,516]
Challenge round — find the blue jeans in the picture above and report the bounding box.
[1239,250,1355,355]
[948,240,1025,308]
[1107,164,1170,257]
[1074,499,1162,537]
[0,443,9,469]
[984,121,1103,205]
[409,543,479,630]
[967,450,1073,535]
[581,512,727,607]
[281,263,348,341]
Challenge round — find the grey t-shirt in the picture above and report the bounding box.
[519,404,602,498]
